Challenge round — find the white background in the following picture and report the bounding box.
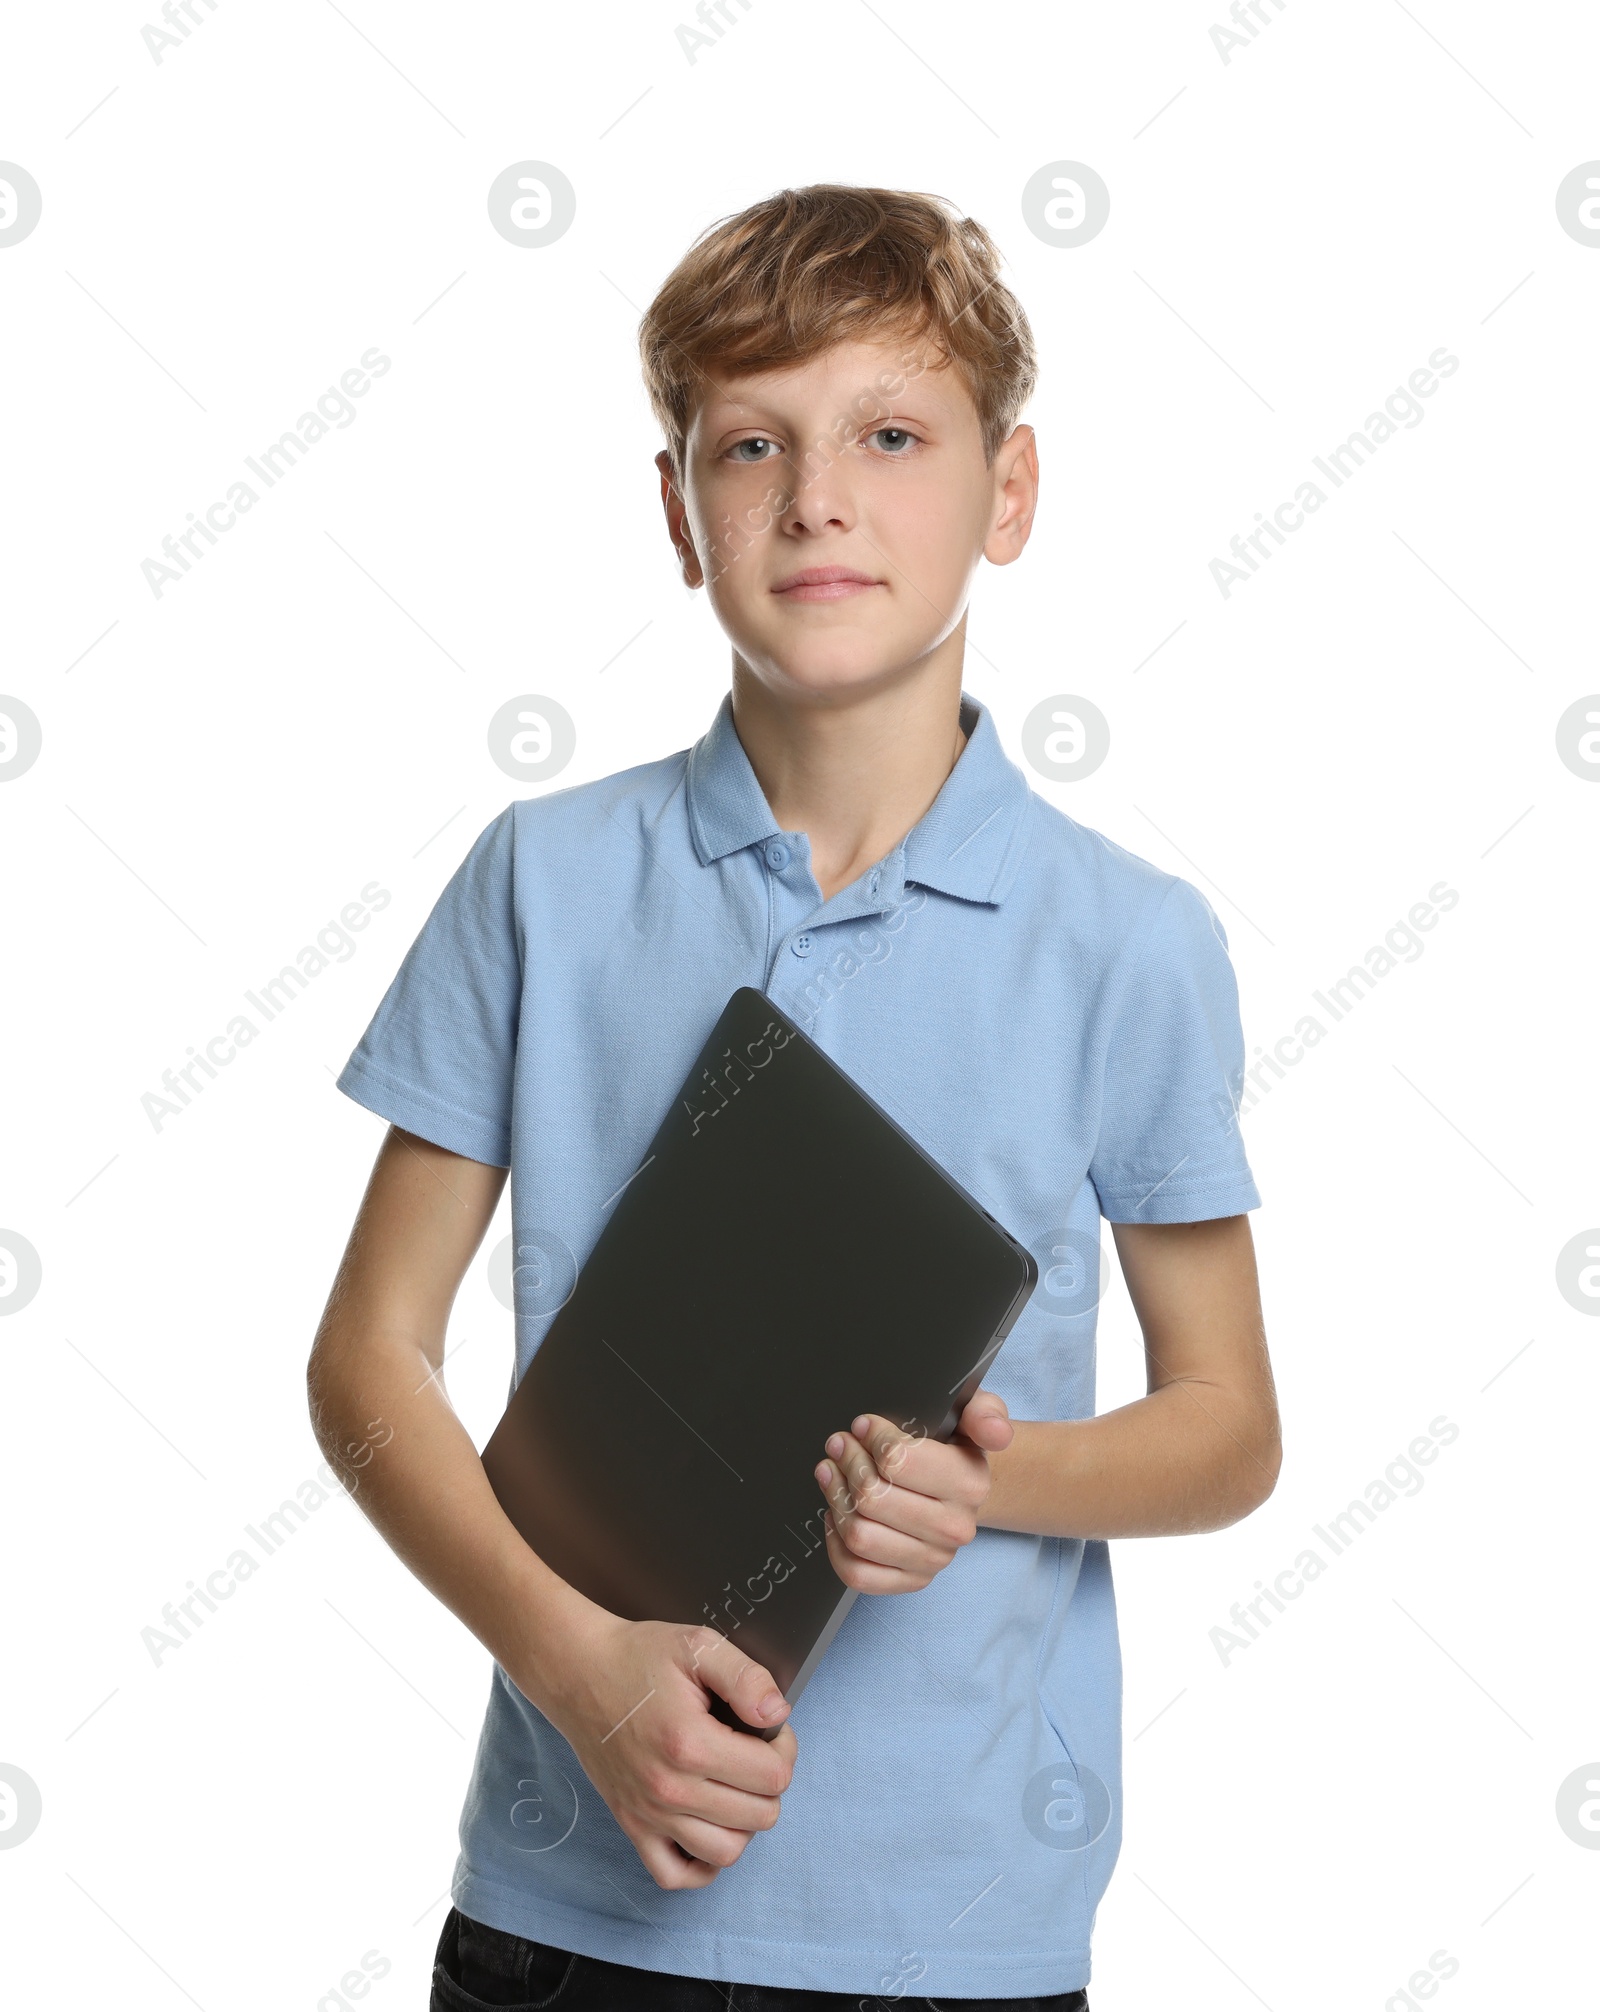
[2,1,1597,2006]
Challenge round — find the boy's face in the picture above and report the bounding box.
[655,333,1037,703]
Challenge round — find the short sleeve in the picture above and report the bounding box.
[335,805,520,1168]
[1088,875,1261,1224]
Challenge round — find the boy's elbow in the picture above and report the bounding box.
[305,1349,334,1442]
[304,1332,356,1443]
[1232,1414,1282,1520]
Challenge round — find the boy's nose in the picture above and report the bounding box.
[779,493,854,535]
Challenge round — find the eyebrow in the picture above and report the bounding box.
[706,404,938,438]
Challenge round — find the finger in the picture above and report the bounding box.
[840,1467,971,1550]
[680,1627,790,1738]
[847,1411,918,1484]
[821,1511,938,1593]
[818,1434,973,1553]
[833,1421,927,1512]
[827,1502,950,1572]
[635,1830,722,1890]
[696,1711,799,1799]
[816,1441,903,1544]
[833,1421,989,1516]
[814,1445,864,1523]
[658,1760,788,1836]
[955,1389,1014,1451]
[662,1813,760,1873]
[821,1426,889,1511]
[819,1457,967,1573]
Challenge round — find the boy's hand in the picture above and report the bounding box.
[814,1391,1014,1594]
[532,1614,798,1892]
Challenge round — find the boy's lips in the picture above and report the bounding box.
[770,565,883,602]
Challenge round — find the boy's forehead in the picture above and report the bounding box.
[688,334,967,432]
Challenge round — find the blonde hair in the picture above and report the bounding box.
[639,183,1037,479]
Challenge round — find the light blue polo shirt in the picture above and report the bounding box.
[336,686,1261,1999]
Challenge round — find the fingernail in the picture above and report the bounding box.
[852,1415,869,1436]
[826,1434,844,1458]
[761,1692,786,1717]
[816,1460,832,1483]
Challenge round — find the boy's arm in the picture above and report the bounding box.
[809,1217,1275,1575]
[977,1213,1280,1539]
[305,1124,798,1890]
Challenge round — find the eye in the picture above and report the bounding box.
[727,436,782,463]
[865,426,919,455]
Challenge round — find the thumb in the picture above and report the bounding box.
[683,1626,790,1733]
[958,1388,1014,1450]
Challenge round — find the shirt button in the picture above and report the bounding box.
[765,841,789,871]
[791,933,813,957]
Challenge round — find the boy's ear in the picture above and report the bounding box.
[655,447,705,589]
[984,423,1040,569]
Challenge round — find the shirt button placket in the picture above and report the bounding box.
[762,835,823,994]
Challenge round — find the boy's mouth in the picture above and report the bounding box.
[770,565,883,602]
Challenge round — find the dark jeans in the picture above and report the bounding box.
[430,1907,1089,2011]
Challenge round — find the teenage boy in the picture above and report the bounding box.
[309,183,1279,2012]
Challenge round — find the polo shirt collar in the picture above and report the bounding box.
[686,687,1032,906]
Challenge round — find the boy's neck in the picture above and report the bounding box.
[728,656,970,906]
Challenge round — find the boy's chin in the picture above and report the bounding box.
[740,644,943,702]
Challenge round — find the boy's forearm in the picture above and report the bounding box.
[307,1337,613,1721]
[978,1382,1281,1541]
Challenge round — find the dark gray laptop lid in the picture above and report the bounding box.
[479,985,1038,1734]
